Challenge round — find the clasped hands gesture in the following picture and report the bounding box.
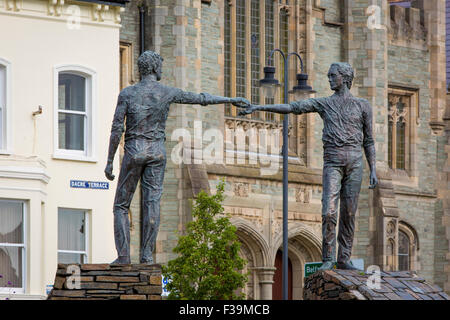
[230,97,257,116]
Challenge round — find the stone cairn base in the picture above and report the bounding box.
[47,263,162,300]
[303,269,450,300]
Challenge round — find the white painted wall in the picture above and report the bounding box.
[0,0,122,298]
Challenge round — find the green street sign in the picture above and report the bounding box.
[304,262,323,278]
[304,259,364,277]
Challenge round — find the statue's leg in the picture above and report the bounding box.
[140,149,167,264]
[319,163,344,269]
[112,152,143,264]
[336,153,363,269]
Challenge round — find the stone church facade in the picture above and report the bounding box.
[117,0,450,299]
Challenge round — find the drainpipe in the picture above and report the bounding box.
[139,3,146,56]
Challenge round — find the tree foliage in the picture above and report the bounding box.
[162,180,248,300]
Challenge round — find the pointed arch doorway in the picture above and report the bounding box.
[272,250,292,300]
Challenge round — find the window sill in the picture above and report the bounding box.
[389,168,418,188]
[52,152,98,163]
[0,149,12,155]
[0,293,46,300]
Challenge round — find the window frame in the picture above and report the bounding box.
[53,65,97,162]
[224,0,292,121]
[387,86,419,179]
[0,58,12,155]
[0,199,27,294]
[120,42,135,90]
[57,208,89,264]
[397,229,410,271]
[397,221,419,272]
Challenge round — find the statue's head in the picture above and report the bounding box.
[138,50,164,81]
[328,62,354,91]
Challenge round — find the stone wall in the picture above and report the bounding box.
[310,0,343,170]
[386,20,437,283]
[304,269,449,300]
[47,264,162,300]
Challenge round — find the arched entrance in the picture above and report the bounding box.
[232,218,271,300]
[272,250,292,300]
[272,224,322,299]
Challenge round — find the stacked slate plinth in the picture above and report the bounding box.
[303,270,450,300]
[47,264,162,300]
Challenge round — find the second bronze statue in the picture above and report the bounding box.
[240,62,378,270]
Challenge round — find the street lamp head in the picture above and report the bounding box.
[290,73,316,101]
[259,66,280,99]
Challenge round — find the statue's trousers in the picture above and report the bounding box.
[321,146,363,263]
[112,139,166,263]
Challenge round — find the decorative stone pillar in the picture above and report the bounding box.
[373,172,400,271]
[414,0,447,135]
[254,267,276,300]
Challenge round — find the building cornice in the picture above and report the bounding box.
[0,166,51,184]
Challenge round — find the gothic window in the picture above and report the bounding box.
[224,0,306,163]
[387,88,418,172]
[398,221,418,272]
[224,0,291,123]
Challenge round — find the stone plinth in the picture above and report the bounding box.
[303,270,450,300]
[47,264,162,300]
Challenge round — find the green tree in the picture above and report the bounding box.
[162,180,248,300]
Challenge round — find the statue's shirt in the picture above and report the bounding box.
[111,81,212,143]
[290,94,375,150]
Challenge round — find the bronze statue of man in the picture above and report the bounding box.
[105,50,249,264]
[240,62,378,270]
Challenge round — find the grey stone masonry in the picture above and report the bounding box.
[47,264,162,300]
[304,269,449,300]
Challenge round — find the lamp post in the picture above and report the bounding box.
[259,49,315,300]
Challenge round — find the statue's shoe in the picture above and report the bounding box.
[140,255,154,265]
[336,261,361,270]
[318,261,336,271]
[111,256,131,265]
[140,259,154,265]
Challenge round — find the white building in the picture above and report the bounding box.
[0,0,127,299]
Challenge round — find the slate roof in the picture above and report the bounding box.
[304,269,450,300]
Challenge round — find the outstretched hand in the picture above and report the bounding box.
[238,105,257,116]
[231,97,250,108]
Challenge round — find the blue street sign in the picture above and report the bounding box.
[70,180,109,190]
[46,284,53,295]
[162,276,170,297]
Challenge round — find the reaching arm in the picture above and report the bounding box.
[242,103,293,114]
[172,90,249,107]
[105,91,127,180]
[238,98,322,116]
